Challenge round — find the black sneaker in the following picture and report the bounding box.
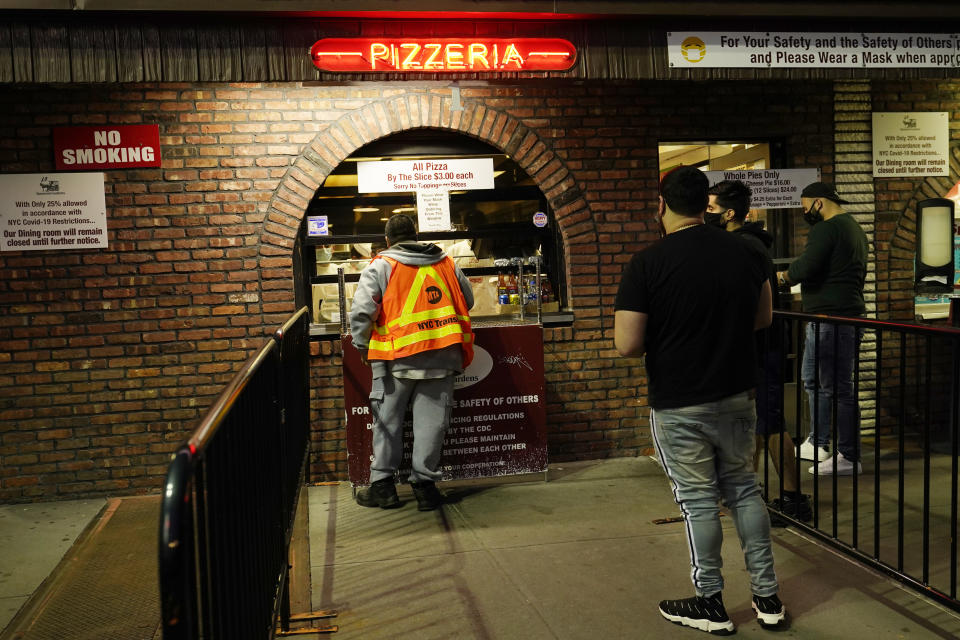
[752,593,786,628]
[410,480,444,511]
[658,593,734,635]
[356,478,401,509]
[770,492,813,523]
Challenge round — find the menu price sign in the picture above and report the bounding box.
[343,325,548,485]
[357,158,494,193]
[872,112,949,177]
[0,173,107,251]
[703,168,820,209]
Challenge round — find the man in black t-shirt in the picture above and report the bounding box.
[615,166,784,634]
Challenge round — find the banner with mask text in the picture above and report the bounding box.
[668,32,960,68]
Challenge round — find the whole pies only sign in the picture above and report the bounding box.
[311,37,577,73]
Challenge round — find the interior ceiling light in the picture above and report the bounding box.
[353,207,380,212]
[324,174,359,187]
[392,207,416,213]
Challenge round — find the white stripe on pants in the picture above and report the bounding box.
[651,391,779,598]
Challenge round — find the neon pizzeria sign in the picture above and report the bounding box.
[310,37,577,72]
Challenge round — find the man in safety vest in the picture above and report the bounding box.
[350,214,474,511]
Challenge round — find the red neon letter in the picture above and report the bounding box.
[445,43,465,69]
[501,43,524,69]
[370,43,390,70]
[468,43,490,69]
[423,43,443,70]
[400,43,421,69]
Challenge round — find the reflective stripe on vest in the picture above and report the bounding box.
[368,255,473,366]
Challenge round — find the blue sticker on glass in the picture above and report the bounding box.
[308,215,329,236]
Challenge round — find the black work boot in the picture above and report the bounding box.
[356,478,401,509]
[410,480,444,511]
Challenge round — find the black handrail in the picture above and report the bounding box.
[764,309,960,613]
[159,307,311,640]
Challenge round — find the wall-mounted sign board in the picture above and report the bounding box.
[312,38,577,73]
[668,32,960,68]
[53,125,161,171]
[0,173,107,251]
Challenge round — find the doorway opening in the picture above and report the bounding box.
[295,129,568,333]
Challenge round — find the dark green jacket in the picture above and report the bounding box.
[787,213,867,316]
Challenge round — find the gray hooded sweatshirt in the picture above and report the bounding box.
[350,241,475,380]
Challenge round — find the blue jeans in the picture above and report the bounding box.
[801,322,862,461]
[651,391,779,598]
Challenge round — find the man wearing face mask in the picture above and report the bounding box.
[707,180,811,524]
[776,182,868,476]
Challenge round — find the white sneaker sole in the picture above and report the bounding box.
[752,602,786,627]
[659,609,735,635]
[799,443,831,461]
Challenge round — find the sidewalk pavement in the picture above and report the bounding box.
[3,456,960,639]
[307,456,960,639]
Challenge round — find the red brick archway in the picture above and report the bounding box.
[880,153,960,321]
[256,89,595,316]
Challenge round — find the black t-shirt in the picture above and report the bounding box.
[615,224,768,410]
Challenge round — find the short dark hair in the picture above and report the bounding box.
[660,166,708,216]
[384,214,417,244]
[708,180,752,222]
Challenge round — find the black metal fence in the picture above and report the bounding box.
[762,310,960,613]
[158,307,311,639]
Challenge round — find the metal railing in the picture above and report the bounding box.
[762,309,960,613]
[158,307,312,639]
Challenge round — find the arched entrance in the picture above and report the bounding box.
[256,90,595,319]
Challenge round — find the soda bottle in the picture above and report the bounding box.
[540,277,553,304]
[507,273,520,305]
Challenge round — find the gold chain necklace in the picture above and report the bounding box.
[671,223,702,234]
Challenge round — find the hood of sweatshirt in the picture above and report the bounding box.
[378,241,446,266]
[734,221,773,249]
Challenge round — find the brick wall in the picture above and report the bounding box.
[870,80,960,435]
[0,79,836,502]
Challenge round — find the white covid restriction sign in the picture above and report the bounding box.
[0,173,108,251]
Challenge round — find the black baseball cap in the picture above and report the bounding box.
[800,181,849,204]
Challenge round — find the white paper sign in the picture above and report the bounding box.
[357,158,494,193]
[668,32,960,68]
[416,190,451,232]
[703,169,821,209]
[873,112,949,177]
[0,173,107,251]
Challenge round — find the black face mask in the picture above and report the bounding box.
[802,201,823,226]
[704,212,726,228]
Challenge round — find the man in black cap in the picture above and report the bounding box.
[776,182,868,476]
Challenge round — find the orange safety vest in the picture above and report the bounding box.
[367,255,474,367]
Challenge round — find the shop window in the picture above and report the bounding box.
[297,130,567,334]
[657,140,803,261]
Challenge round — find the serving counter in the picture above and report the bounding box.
[341,318,549,486]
